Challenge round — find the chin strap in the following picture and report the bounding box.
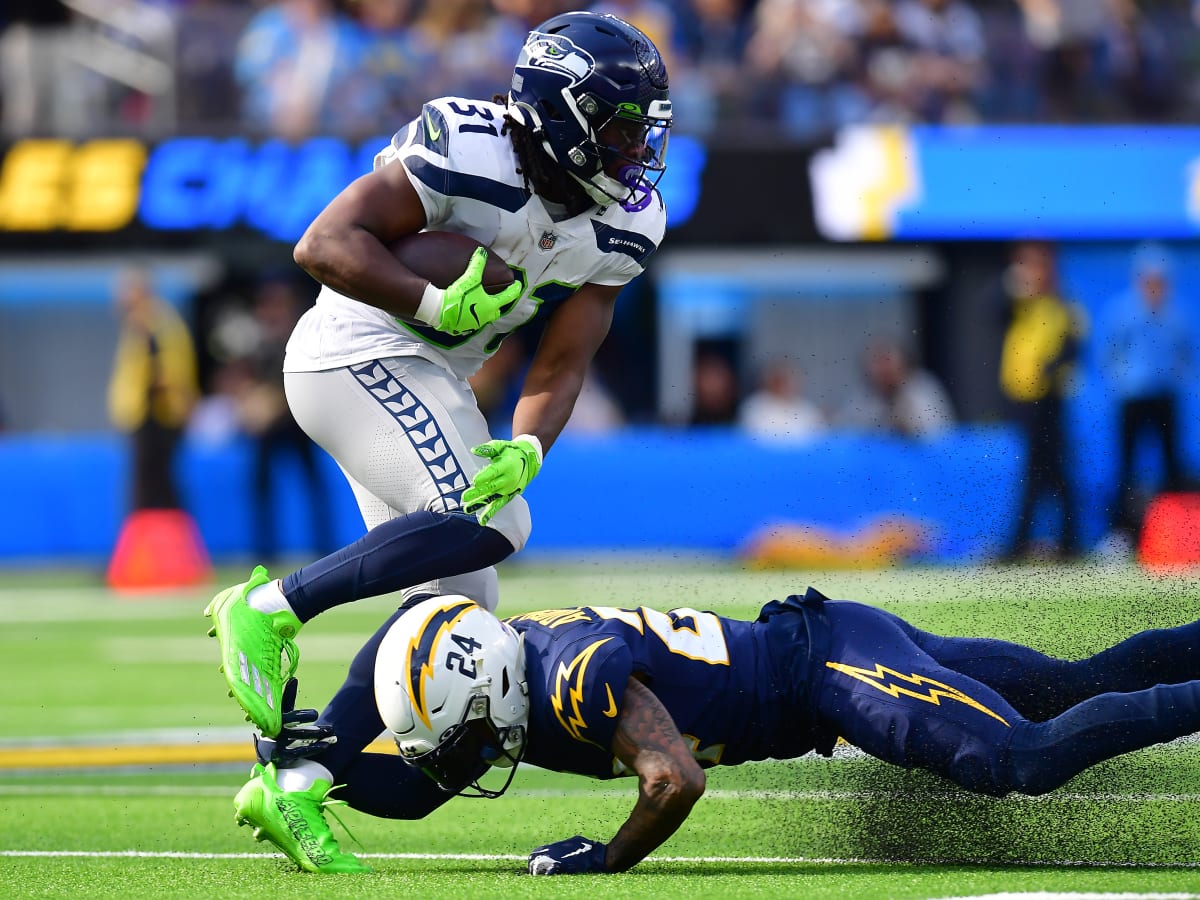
[503,97,533,129]
[569,172,616,208]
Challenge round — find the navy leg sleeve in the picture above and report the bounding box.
[335,753,453,820]
[281,511,514,622]
[1005,679,1200,795]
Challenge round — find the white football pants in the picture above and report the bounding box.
[284,356,532,612]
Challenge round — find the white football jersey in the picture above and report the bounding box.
[284,97,668,381]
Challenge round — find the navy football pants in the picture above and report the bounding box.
[815,600,1200,796]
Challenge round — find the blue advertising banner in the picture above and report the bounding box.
[811,126,1200,241]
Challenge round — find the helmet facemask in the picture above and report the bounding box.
[405,692,526,799]
[565,93,671,211]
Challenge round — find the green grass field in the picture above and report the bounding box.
[3,559,1200,898]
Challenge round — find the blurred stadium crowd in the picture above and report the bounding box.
[2,0,1199,142]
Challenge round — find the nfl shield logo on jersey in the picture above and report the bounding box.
[538,231,557,251]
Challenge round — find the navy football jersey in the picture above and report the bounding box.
[505,600,825,779]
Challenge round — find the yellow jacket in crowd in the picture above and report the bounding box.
[107,295,199,432]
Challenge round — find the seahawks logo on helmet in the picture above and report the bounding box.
[517,33,594,83]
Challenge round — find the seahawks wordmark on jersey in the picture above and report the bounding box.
[285,97,667,381]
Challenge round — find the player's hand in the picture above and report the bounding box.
[527,835,608,875]
[252,678,337,764]
[461,435,542,526]
[432,247,523,335]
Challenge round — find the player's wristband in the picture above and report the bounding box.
[414,281,444,326]
[513,433,543,466]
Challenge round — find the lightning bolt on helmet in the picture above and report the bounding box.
[374,596,529,799]
[507,11,672,211]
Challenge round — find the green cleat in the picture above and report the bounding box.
[204,566,302,737]
[234,762,371,874]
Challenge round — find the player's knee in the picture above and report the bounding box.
[996,755,1064,797]
[414,568,500,612]
[992,728,1067,797]
[938,751,1011,798]
[681,765,707,806]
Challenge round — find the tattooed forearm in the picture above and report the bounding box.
[606,677,705,872]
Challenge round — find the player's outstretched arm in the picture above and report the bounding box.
[605,677,706,871]
[529,676,705,875]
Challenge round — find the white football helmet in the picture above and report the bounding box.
[374,596,529,798]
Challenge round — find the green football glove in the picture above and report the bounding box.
[462,434,543,526]
[416,247,523,335]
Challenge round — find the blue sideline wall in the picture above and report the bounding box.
[0,427,1044,566]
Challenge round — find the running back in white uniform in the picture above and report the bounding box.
[281,97,666,608]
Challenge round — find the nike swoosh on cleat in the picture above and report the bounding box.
[563,842,592,858]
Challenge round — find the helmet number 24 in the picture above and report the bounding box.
[446,633,483,677]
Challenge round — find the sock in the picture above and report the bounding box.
[282,510,514,623]
[246,579,295,617]
[275,758,334,793]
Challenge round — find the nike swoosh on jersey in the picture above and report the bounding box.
[602,683,618,718]
[424,109,442,141]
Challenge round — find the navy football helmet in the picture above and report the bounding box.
[507,11,672,211]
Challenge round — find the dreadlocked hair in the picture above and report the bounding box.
[494,94,591,211]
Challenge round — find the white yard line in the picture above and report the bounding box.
[1,850,1198,870]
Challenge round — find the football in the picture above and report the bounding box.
[390,231,515,294]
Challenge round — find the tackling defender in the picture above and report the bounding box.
[203,13,671,871]
[246,588,1200,874]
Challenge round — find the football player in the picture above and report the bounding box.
[241,589,1200,874]
[203,12,671,870]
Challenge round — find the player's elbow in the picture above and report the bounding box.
[294,214,357,280]
[293,228,329,279]
[644,760,706,814]
[679,764,706,808]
